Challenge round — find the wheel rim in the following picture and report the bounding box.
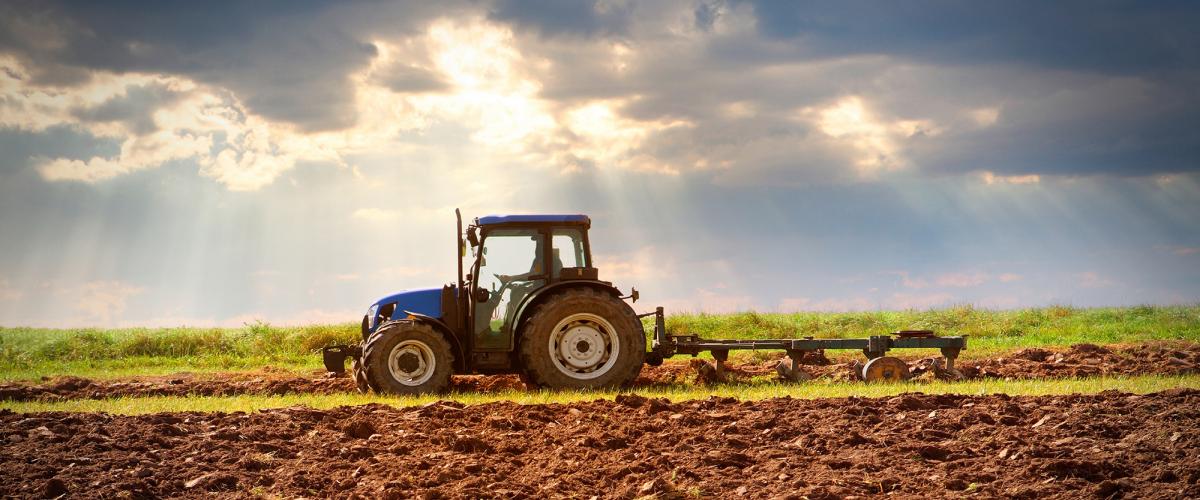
[388,340,436,386]
[548,313,620,380]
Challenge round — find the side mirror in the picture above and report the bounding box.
[473,287,490,303]
[467,227,479,247]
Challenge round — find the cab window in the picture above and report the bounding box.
[551,228,587,277]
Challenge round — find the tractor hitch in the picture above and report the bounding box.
[322,344,363,373]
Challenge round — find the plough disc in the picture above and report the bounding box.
[862,356,910,382]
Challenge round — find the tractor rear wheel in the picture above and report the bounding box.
[362,321,454,395]
[519,288,644,390]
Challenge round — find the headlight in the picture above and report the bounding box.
[367,304,379,328]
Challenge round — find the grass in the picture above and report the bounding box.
[4,374,1197,415]
[0,321,358,381]
[1,304,1197,381]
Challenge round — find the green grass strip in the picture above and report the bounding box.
[4,304,1199,381]
[4,374,1197,415]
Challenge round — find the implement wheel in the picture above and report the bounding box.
[862,356,910,382]
[519,288,644,390]
[362,321,454,395]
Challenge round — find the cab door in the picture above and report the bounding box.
[470,229,546,351]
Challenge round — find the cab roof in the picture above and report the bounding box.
[476,214,590,226]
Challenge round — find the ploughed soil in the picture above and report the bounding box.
[2,389,1198,498]
[3,342,1198,402]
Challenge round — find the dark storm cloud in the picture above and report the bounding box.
[501,0,1200,178]
[0,0,460,132]
[745,0,1200,75]
[375,64,449,94]
[71,82,184,135]
[488,0,633,38]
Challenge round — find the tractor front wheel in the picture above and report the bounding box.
[362,321,454,395]
[519,288,644,390]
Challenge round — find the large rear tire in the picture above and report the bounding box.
[362,321,454,395]
[519,288,644,390]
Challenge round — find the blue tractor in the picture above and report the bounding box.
[323,210,968,394]
[324,210,646,394]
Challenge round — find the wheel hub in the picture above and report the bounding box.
[548,313,621,380]
[388,340,436,386]
[396,352,420,373]
[559,325,606,369]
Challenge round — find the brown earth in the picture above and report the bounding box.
[2,341,1198,402]
[1,389,1197,498]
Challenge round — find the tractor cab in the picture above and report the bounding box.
[464,214,599,353]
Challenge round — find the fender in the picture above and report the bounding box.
[404,311,468,372]
[507,280,645,351]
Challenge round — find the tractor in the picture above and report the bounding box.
[323,210,967,394]
[323,211,645,394]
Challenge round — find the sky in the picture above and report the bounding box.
[0,0,1198,328]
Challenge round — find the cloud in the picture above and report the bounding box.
[885,292,957,310]
[502,1,1200,181]
[661,284,757,314]
[1157,245,1200,256]
[59,280,144,325]
[0,279,22,301]
[1077,271,1113,289]
[378,266,434,280]
[278,308,364,326]
[1,59,329,189]
[4,0,1197,193]
[488,0,633,38]
[778,296,876,312]
[980,171,1040,185]
[352,208,403,223]
[885,271,929,290]
[935,272,989,288]
[977,295,1021,309]
[998,273,1023,283]
[0,1,455,132]
[744,1,1200,75]
[593,246,676,284]
[800,96,939,177]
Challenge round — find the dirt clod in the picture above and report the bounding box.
[343,417,377,439]
[40,478,66,498]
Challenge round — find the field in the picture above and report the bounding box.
[2,305,1200,498]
